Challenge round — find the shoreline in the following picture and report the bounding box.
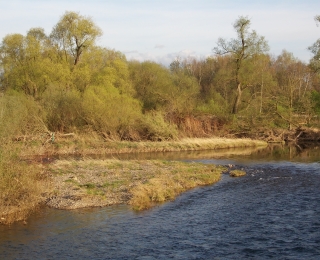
[22,137,268,157]
[1,137,266,225]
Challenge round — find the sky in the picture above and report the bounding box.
[0,0,319,66]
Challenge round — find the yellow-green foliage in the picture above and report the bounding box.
[138,111,178,140]
[129,162,222,210]
[42,86,84,132]
[129,61,200,115]
[0,91,45,140]
[82,84,142,139]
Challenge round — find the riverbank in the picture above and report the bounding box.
[1,137,266,225]
[22,136,268,157]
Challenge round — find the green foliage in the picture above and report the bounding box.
[308,15,320,73]
[129,61,200,115]
[0,30,71,97]
[196,95,228,116]
[83,47,135,95]
[50,11,102,66]
[82,84,142,140]
[213,16,269,114]
[138,111,178,140]
[312,90,320,115]
[42,86,84,132]
[0,91,45,140]
[129,61,173,111]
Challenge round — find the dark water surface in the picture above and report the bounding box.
[1,145,320,259]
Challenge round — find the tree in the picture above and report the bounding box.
[272,51,312,129]
[0,29,69,97]
[213,16,269,113]
[308,15,320,72]
[50,11,102,66]
[129,61,199,115]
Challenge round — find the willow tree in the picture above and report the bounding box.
[213,16,269,114]
[0,29,60,97]
[50,11,102,66]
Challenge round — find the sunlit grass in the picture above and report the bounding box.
[21,135,268,157]
[45,159,225,210]
[129,162,223,210]
[47,159,226,211]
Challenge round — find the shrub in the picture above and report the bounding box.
[82,84,142,140]
[42,86,84,132]
[137,111,178,141]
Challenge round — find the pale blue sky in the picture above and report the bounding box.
[1,0,319,65]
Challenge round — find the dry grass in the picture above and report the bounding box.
[21,135,268,157]
[0,157,50,225]
[46,159,225,211]
[129,161,223,210]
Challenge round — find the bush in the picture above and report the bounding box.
[0,91,46,141]
[82,84,142,140]
[137,111,178,141]
[42,86,84,132]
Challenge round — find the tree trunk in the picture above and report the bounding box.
[232,83,242,114]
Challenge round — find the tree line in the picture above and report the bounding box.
[0,11,320,142]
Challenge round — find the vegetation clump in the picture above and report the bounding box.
[129,162,223,210]
[45,159,225,211]
[229,170,247,177]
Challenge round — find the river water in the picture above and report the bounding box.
[1,145,320,259]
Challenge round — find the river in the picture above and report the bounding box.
[0,144,320,259]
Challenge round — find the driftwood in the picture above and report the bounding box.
[230,127,320,144]
[290,128,320,143]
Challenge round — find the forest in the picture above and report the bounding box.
[0,12,320,144]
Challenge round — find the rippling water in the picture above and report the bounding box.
[1,145,320,259]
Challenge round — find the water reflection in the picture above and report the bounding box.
[52,143,320,163]
[0,205,131,245]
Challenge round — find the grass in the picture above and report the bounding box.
[129,162,224,210]
[20,135,268,157]
[46,159,226,211]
